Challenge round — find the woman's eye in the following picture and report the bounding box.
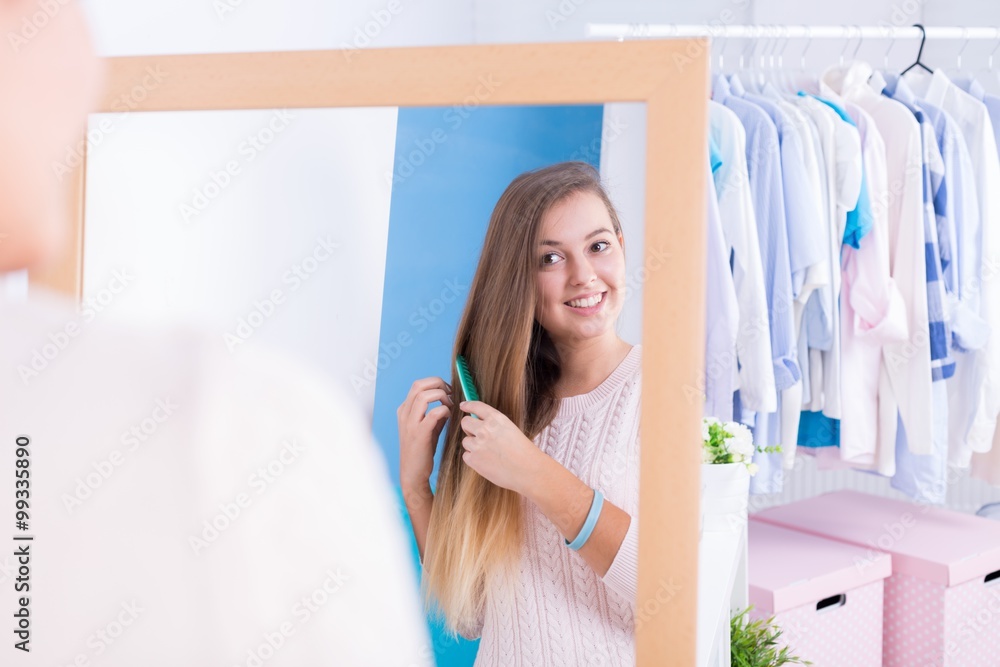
[541,253,560,265]
[592,241,610,252]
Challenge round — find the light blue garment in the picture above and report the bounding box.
[957,78,1000,352]
[713,75,801,394]
[710,134,724,174]
[965,79,1000,155]
[915,81,988,355]
[704,165,738,421]
[717,76,807,494]
[801,92,874,249]
[710,101,779,414]
[731,76,826,302]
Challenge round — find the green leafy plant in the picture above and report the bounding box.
[731,606,811,666]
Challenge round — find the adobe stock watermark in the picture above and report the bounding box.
[17,269,136,386]
[52,65,169,183]
[179,109,295,223]
[937,587,1000,666]
[213,0,250,20]
[58,600,144,665]
[339,0,403,62]
[7,0,72,53]
[189,439,305,556]
[852,505,931,573]
[634,578,683,632]
[384,74,502,187]
[668,0,752,73]
[877,0,922,31]
[350,277,469,393]
[233,566,351,667]
[61,397,179,514]
[224,235,340,352]
[545,0,587,30]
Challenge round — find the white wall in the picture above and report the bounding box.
[82,107,398,419]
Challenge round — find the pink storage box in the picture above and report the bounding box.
[748,519,891,666]
[754,491,1000,667]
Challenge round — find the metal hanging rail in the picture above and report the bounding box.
[586,24,1000,40]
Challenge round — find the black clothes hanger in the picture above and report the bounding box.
[901,23,934,75]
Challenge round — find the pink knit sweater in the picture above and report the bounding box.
[467,344,642,666]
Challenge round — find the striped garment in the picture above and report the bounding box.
[881,74,956,382]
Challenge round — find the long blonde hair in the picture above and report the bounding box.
[421,161,625,638]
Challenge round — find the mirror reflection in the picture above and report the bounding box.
[80,101,648,665]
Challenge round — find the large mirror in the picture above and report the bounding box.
[29,42,708,666]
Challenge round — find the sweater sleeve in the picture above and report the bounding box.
[600,512,638,604]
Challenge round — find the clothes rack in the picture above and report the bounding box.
[586,24,1000,40]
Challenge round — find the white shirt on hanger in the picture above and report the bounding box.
[816,77,909,473]
[793,94,863,422]
[823,61,934,472]
[905,68,1000,464]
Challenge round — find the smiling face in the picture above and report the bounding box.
[534,189,626,346]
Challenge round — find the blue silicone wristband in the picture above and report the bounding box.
[566,489,604,551]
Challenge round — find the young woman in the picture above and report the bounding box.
[398,161,642,665]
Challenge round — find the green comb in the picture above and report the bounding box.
[455,355,481,419]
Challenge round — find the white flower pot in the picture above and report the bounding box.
[700,462,750,534]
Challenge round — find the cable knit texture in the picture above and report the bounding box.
[468,344,642,666]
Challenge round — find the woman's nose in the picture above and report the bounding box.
[568,257,597,286]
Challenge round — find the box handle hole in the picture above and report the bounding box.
[816,594,846,612]
[985,569,1000,586]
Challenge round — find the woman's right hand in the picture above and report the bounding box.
[397,377,453,493]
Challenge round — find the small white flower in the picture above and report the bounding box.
[725,421,755,457]
[702,448,714,463]
[747,463,760,477]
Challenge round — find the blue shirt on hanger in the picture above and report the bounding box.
[731,76,826,302]
[712,75,801,394]
[714,74,800,494]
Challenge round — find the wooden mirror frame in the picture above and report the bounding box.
[30,40,709,665]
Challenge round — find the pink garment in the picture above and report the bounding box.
[467,344,642,667]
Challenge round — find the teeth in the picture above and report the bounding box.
[568,292,604,308]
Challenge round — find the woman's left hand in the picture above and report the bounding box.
[457,400,546,495]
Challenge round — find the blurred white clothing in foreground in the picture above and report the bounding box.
[0,285,432,667]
